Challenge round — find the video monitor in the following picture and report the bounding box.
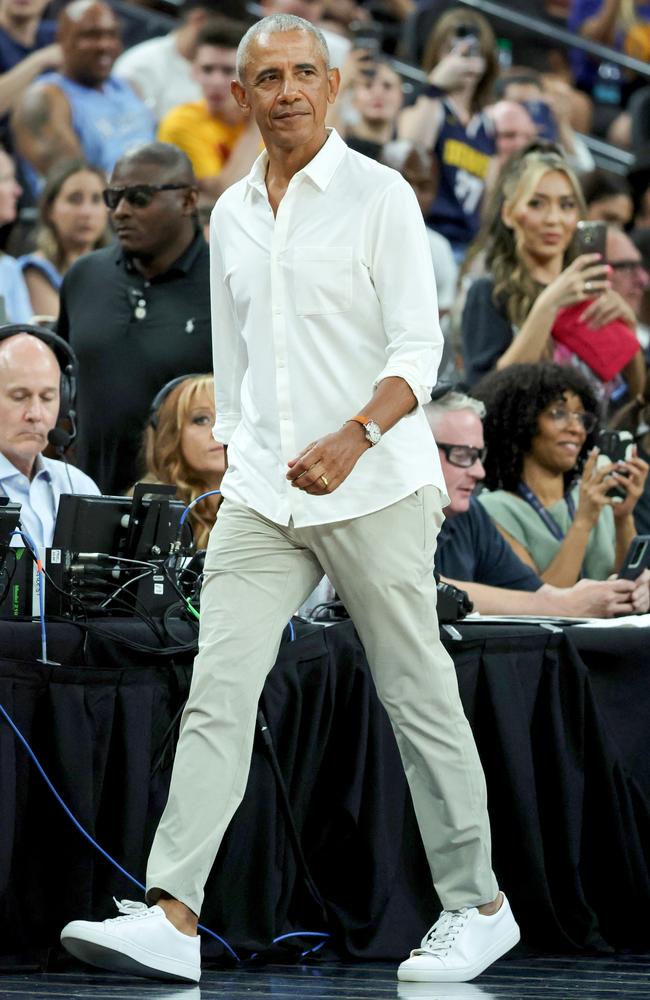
[52,494,132,556]
[52,487,185,560]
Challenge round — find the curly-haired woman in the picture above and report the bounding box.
[460,149,644,397]
[139,374,223,550]
[474,362,648,586]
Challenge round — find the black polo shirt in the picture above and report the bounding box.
[435,498,542,592]
[57,230,212,494]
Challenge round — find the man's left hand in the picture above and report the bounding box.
[286,422,370,495]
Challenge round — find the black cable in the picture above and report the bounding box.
[256,709,329,926]
[162,602,198,645]
[0,547,17,606]
[42,614,198,657]
[150,697,189,777]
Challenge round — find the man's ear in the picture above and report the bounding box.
[231,79,249,112]
[327,67,341,105]
[183,186,200,215]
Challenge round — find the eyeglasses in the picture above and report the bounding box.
[102,184,191,210]
[547,407,598,433]
[437,443,487,468]
[607,260,648,274]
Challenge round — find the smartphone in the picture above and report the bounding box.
[576,220,608,259]
[618,535,650,580]
[453,27,481,58]
[596,429,634,501]
[349,20,383,57]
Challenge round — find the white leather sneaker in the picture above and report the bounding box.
[397,893,520,983]
[60,898,201,982]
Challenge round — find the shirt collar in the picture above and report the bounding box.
[0,451,48,482]
[245,127,347,201]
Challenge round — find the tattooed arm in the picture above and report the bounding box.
[12,82,81,176]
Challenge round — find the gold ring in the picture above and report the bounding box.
[320,475,329,489]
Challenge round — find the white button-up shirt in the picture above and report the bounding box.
[0,452,100,558]
[210,128,448,527]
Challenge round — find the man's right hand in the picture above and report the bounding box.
[561,574,650,618]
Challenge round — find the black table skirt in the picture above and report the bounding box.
[0,618,648,961]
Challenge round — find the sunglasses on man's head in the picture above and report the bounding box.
[102,183,191,210]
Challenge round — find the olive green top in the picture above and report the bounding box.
[478,485,616,580]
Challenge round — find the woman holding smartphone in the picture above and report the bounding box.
[398,9,498,259]
[461,148,644,396]
[474,362,649,590]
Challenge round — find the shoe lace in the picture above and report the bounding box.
[110,898,154,922]
[414,908,471,956]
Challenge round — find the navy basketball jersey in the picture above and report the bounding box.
[427,99,495,249]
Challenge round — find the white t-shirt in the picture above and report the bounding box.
[114,32,201,123]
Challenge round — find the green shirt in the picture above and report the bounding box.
[478,485,616,580]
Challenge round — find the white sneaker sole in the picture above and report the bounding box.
[61,925,200,983]
[397,923,521,983]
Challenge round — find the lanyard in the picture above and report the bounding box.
[517,483,576,542]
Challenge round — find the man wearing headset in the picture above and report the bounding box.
[61,14,519,986]
[0,331,98,557]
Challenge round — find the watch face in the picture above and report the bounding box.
[366,420,381,445]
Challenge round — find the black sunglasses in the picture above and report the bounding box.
[102,183,191,210]
[437,443,487,468]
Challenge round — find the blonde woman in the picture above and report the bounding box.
[19,158,110,318]
[460,150,643,396]
[140,374,224,550]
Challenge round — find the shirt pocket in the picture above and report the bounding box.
[294,246,353,316]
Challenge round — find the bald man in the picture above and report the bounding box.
[489,100,537,167]
[12,0,155,188]
[0,332,99,557]
[57,141,212,494]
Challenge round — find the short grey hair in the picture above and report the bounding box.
[236,14,330,82]
[424,392,486,432]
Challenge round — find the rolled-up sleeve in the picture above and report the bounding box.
[210,210,248,445]
[368,179,443,405]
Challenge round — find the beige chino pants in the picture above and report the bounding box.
[146,487,499,916]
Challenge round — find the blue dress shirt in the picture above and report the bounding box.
[0,452,100,558]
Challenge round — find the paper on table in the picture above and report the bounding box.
[572,612,650,628]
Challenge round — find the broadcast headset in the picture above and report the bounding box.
[148,373,203,429]
[0,322,79,450]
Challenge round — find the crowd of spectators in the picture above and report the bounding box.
[3,0,650,620]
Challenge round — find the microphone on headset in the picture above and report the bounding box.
[48,427,72,450]
[47,409,77,452]
[48,411,78,494]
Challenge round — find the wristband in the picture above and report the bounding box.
[422,83,446,100]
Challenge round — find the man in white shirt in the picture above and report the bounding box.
[0,332,99,558]
[113,0,235,123]
[60,14,520,986]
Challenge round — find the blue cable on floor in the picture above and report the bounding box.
[0,703,330,963]
[0,701,240,962]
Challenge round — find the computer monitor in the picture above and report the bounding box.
[49,488,187,618]
[52,487,185,559]
[52,493,132,555]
